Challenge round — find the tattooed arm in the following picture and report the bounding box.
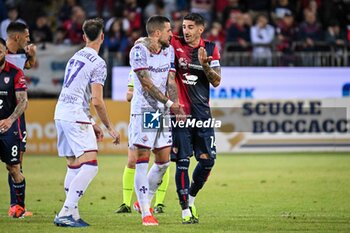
[0,91,28,133]
[166,71,178,103]
[10,91,28,122]
[135,69,168,104]
[198,47,221,87]
[202,65,221,87]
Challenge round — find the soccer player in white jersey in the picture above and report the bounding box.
[129,15,185,226]
[115,70,171,214]
[53,18,120,227]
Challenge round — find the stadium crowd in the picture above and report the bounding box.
[0,0,349,66]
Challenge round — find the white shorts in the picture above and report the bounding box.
[55,119,98,157]
[128,114,172,149]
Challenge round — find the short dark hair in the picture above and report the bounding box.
[183,13,205,26]
[6,22,28,34]
[146,15,170,35]
[82,18,104,41]
[0,38,6,48]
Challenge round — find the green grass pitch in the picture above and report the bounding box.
[0,153,349,233]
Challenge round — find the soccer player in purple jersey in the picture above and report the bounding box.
[53,18,120,227]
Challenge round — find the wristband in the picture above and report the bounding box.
[90,118,96,125]
[165,99,174,108]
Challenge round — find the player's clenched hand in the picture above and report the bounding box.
[108,128,120,145]
[93,124,104,142]
[25,44,37,57]
[0,118,14,134]
[170,103,187,122]
[198,47,212,66]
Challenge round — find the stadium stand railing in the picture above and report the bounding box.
[222,42,349,67]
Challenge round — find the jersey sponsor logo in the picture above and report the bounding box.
[182,73,198,85]
[4,77,10,84]
[148,64,170,73]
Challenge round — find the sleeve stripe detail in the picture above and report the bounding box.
[134,68,148,72]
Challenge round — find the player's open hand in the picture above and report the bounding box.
[93,124,104,142]
[198,47,212,66]
[0,118,14,134]
[108,128,120,145]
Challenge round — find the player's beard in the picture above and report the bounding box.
[0,57,5,67]
[160,37,170,49]
[160,41,169,49]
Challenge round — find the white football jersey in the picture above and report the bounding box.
[54,47,106,123]
[129,43,175,114]
[6,53,27,70]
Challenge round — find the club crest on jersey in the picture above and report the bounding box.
[163,50,168,56]
[4,77,10,84]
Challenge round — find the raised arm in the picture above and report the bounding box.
[198,47,221,87]
[24,44,37,69]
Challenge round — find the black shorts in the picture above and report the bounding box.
[171,118,217,161]
[0,137,21,165]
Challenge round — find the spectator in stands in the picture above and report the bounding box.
[63,5,86,45]
[215,0,228,22]
[222,0,245,29]
[59,0,80,22]
[206,21,225,53]
[271,0,295,25]
[171,11,183,37]
[243,0,270,21]
[31,13,53,43]
[226,12,251,51]
[54,27,67,45]
[143,0,165,23]
[0,6,26,40]
[96,0,115,18]
[105,18,129,65]
[297,9,323,51]
[123,0,142,34]
[276,13,298,65]
[325,20,347,52]
[297,0,321,22]
[191,0,214,27]
[250,14,275,66]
